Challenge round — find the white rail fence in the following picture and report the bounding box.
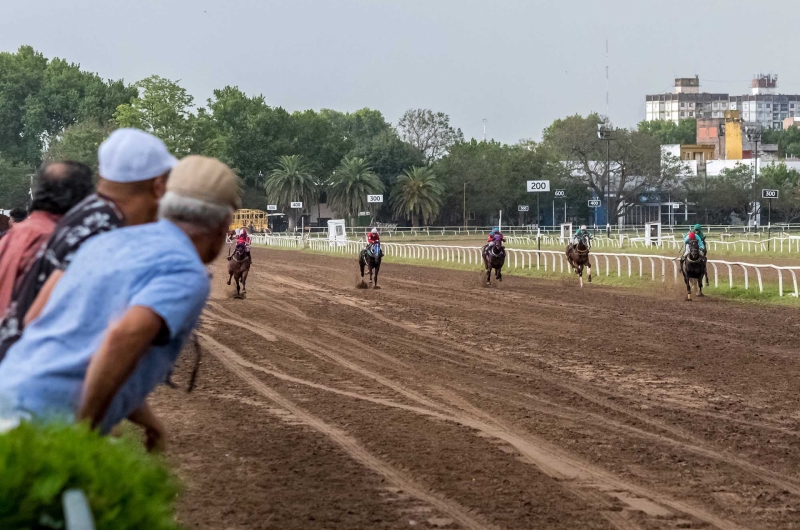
[299,239,800,298]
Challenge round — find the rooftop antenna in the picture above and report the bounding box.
[605,39,609,118]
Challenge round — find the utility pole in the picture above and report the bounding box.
[597,124,613,237]
[463,182,466,229]
[746,125,762,231]
[482,119,487,142]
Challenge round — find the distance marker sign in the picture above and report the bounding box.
[588,199,601,208]
[367,194,384,203]
[554,190,565,198]
[762,189,779,199]
[290,201,303,209]
[266,205,277,211]
[518,205,530,212]
[526,180,550,192]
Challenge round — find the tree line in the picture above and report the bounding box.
[3,45,800,227]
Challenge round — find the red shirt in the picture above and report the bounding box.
[0,211,60,317]
[367,232,380,244]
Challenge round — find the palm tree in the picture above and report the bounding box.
[391,166,444,227]
[265,155,317,231]
[327,157,384,222]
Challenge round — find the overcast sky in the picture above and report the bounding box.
[2,0,798,144]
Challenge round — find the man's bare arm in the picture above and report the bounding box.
[77,306,165,429]
[24,269,64,326]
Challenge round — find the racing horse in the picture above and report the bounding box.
[566,236,592,287]
[227,242,251,298]
[359,242,382,288]
[483,238,505,285]
[680,238,707,301]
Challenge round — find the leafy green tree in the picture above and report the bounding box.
[45,120,115,173]
[543,114,688,225]
[0,46,136,166]
[686,164,753,225]
[114,75,194,156]
[327,157,384,220]
[392,166,444,226]
[637,118,696,145]
[758,162,800,222]
[397,109,463,163]
[289,109,352,180]
[0,157,33,209]
[264,155,318,230]
[760,127,800,158]
[320,108,392,147]
[197,86,294,185]
[347,130,424,220]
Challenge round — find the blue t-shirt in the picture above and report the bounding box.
[0,219,209,433]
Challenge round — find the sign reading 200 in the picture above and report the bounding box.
[526,180,550,192]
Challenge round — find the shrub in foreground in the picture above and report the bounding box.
[0,421,181,529]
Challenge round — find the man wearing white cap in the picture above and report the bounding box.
[0,128,176,362]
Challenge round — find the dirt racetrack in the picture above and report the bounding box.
[151,247,800,529]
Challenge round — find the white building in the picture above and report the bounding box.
[645,77,728,123]
[646,74,800,130]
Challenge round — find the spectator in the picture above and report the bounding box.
[0,207,29,239]
[8,208,28,227]
[0,129,175,360]
[0,162,93,316]
[0,155,240,450]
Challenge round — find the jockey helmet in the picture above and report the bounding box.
[580,225,587,231]
[693,223,702,231]
[371,228,378,234]
[687,231,696,240]
[493,227,499,233]
[241,228,248,235]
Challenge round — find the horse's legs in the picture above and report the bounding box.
[587,262,592,283]
[696,276,704,297]
[368,262,374,285]
[227,271,233,286]
[234,274,241,297]
[359,256,366,279]
[373,263,380,288]
[241,270,248,294]
[682,266,692,302]
[578,264,583,288]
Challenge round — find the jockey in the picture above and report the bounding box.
[485,228,505,254]
[572,225,592,247]
[692,223,707,254]
[234,227,252,261]
[366,228,382,257]
[682,230,705,259]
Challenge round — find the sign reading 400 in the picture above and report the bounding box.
[527,180,550,192]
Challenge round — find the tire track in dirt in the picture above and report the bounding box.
[199,320,744,530]
[197,332,498,530]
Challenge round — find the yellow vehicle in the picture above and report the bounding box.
[230,209,271,233]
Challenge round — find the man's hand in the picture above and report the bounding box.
[78,306,166,429]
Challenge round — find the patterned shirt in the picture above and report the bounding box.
[0,195,124,361]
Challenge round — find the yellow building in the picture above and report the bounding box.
[679,144,716,162]
[724,110,743,160]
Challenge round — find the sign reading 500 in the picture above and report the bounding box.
[527,180,550,192]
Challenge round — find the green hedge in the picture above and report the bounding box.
[0,422,181,529]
